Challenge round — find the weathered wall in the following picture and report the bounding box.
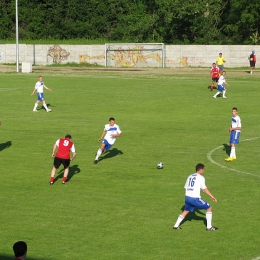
[0,44,258,68]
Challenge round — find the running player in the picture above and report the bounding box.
[210,63,220,91]
[94,117,122,164]
[49,134,76,184]
[173,163,218,231]
[213,71,229,99]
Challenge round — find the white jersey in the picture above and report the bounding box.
[35,81,44,93]
[218,75,226,85]
[104,123,122,145]
[232,115,242,132]
[184,173,207,198]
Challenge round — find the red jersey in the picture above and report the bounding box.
[55,138,75,159]
[211,67,220,78]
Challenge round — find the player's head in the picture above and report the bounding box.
[38,76,43,81]
[196,163,205,173]
[13,241,27,258]
[222,70,226,75]
[212,63,216,67]
[109,117,115,126]
[65,134,72,139]
[219,53,222,56]
[232,107,238,116]
[252,50,255,54]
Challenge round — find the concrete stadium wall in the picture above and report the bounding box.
[0,44,258,68]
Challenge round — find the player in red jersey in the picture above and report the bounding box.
[49,134,76,185]
[210,63,220,91]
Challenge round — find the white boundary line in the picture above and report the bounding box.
[207,137,260,178]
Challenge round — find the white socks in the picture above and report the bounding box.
[33,103,38,110]
[223,90,226,97]
[230,147,236,157]
[43,104,49,111]
[174,215,184,228]
[206,212,212,228]
[95,149,102,160]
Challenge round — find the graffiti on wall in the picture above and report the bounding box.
[79,46,162,67]
[47,45,70,63]
[79,53,105,63]
[108,46,162,67]
[166,56,205,67]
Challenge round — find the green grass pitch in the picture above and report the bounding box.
[0,68,260,260]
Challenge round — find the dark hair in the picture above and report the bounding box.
[65,134,72,139]
[13,241,27,257]
[219,53,222,55]
[109,117,115,121]
[196,163,205,171]
[212,63,216,65]
[232,107,238,111]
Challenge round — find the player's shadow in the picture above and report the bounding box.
[99,148,123,162]
[0,255,45,260]
[0,141,12,151]
[223,143,231,156]
[54,164,81,183]
[180,206,207,227]
[207,85,217,90]
[39,103,52,110]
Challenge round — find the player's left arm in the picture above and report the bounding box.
[111,132,122,138]
[203,188,217,202]
[44,85,52,92]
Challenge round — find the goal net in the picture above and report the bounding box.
[105,43,165,68]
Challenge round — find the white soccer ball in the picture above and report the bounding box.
[157,162,164,169]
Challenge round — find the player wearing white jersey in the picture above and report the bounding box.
[173,163,218,231]
[213,71,229,99]
[30,76,52,112]
[94,117,122,164]
[225,107,242,162]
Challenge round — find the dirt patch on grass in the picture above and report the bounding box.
[0,64,253,77]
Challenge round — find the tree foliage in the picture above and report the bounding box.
[0,0,259,44]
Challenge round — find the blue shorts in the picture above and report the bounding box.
[102,139,112,151]
[217,84,226,92]
[37,92,45,101]
[229,130,240,144]
[184,196,210,212]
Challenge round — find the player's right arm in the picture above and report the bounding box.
[30,88,36,96]
[98,131,106,142]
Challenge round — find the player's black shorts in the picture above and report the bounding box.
[250,61,256,67]
[212,77,219,82]
[53,157,70,169]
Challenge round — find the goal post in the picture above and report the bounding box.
[105,43,165,68]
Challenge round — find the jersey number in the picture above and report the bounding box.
[188,177,196,187]
[63,140,70,146]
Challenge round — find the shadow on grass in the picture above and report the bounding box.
[0,255,46,260]
[99,148,123,162]
[54,164,81,183]
[38,103,52,111]
[223,143,231,156]
[0,141,12,152]
[179,206,207,227]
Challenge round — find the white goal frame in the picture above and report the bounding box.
[105,43,165,68]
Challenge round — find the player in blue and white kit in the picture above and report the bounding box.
[173,163,218,231]
[225,107,242,162]
[213,71,229,99]
[30,76,52,112]
[94,117,122,164]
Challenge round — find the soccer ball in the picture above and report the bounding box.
[157,162,164,169]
